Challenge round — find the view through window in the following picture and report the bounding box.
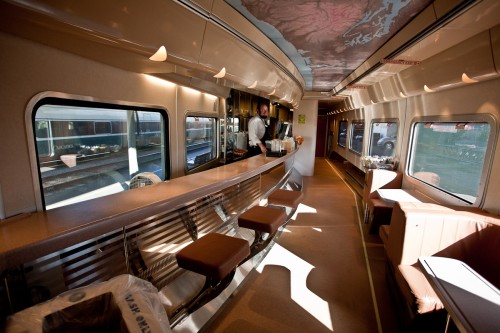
[34,102,167,209]
[369,121,398,157]
[409,122,490,204]
[338,120,348,147]
[186,116,217,170]
[350,121,364,154]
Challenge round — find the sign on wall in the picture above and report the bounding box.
[298,114,306,124]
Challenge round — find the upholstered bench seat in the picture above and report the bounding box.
[176,233,250,280]
[368,198,394,233]
[268,189,304,208]
[238,206,286,234]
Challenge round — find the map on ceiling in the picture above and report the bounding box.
[225,0,432,92]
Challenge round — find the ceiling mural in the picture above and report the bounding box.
[225,0,433,92]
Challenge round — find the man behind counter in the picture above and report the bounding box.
[248,102,271,156]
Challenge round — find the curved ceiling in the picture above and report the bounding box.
[225,0,433,92]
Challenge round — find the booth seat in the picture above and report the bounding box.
[380,201,500,323]
[363,169,403,233]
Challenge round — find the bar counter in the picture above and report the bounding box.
[0,151,296,271]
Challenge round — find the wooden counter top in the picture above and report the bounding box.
[0,152,296,271]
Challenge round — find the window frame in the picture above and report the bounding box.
[26,92,170,211]
[406,114,496,207]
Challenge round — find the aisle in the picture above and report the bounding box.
[201,158,397,332]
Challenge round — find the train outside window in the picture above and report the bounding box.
[409,121,491,204]
[369,121,398,157]
[33,103,168,210]
[350,121,364,155]
[185,116,217,170]
[338,120,348,147]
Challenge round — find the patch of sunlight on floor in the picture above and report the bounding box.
[256,243,334,331]
[290,203,317,220]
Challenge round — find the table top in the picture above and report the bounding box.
[0,150,297,271]
[419,256,500,333]
[376,189,421,203]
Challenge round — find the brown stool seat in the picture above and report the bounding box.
[176,233,250,280]
[238,206,287,234]
[268,189,304,208]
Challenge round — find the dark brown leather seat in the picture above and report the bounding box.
[176,233,249,280]
[238,206,286,234]
[267,189,304,208]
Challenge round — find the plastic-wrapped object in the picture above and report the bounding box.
[4,274,171,333]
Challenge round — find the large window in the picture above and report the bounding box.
[409,121,491,204]
[338,120,348,147]
[349,121,364,154]
[34,100,168,210]
[369,121,398,157]
[186,116,217,170]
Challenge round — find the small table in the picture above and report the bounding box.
[419,256,500,333]
[376,189,420,204]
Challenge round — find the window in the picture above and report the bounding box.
[33,100,168,210]
[338,120,348,147]
[369,121,398,157]
[409,121,491,204]
[349,121,364,155]
[186,116,217,170]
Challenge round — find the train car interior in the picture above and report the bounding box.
[1,0,500,332]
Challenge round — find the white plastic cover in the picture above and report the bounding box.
[4,274,171,333]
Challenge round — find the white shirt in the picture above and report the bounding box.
[248,115,266,146]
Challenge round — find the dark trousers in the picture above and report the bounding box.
[247,145,262,157]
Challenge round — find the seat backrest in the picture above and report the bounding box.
[363,169,403,201]
[385,201,500,267]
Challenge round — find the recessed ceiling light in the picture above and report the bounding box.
[462,73,478,83]
[248,80,258,89]
[149,46,167,62]
[214,67,226,78]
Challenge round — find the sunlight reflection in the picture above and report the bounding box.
[291,203,317,220]
[312,227,322,232]
[257,244,334,331]
[143,233,207,253]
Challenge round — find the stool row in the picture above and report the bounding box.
[171,189,303,322]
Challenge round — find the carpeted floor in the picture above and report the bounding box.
[201,158,399,333]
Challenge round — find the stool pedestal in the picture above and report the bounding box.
[172,233,249,324]
[238,206,286,258]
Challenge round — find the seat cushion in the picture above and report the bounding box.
[268,189,304,208]
[238,206,286,234]
[176,233,250,280]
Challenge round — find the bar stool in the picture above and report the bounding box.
[267,189,304,209]
[238,206,286,258]
[173,233,249,321]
